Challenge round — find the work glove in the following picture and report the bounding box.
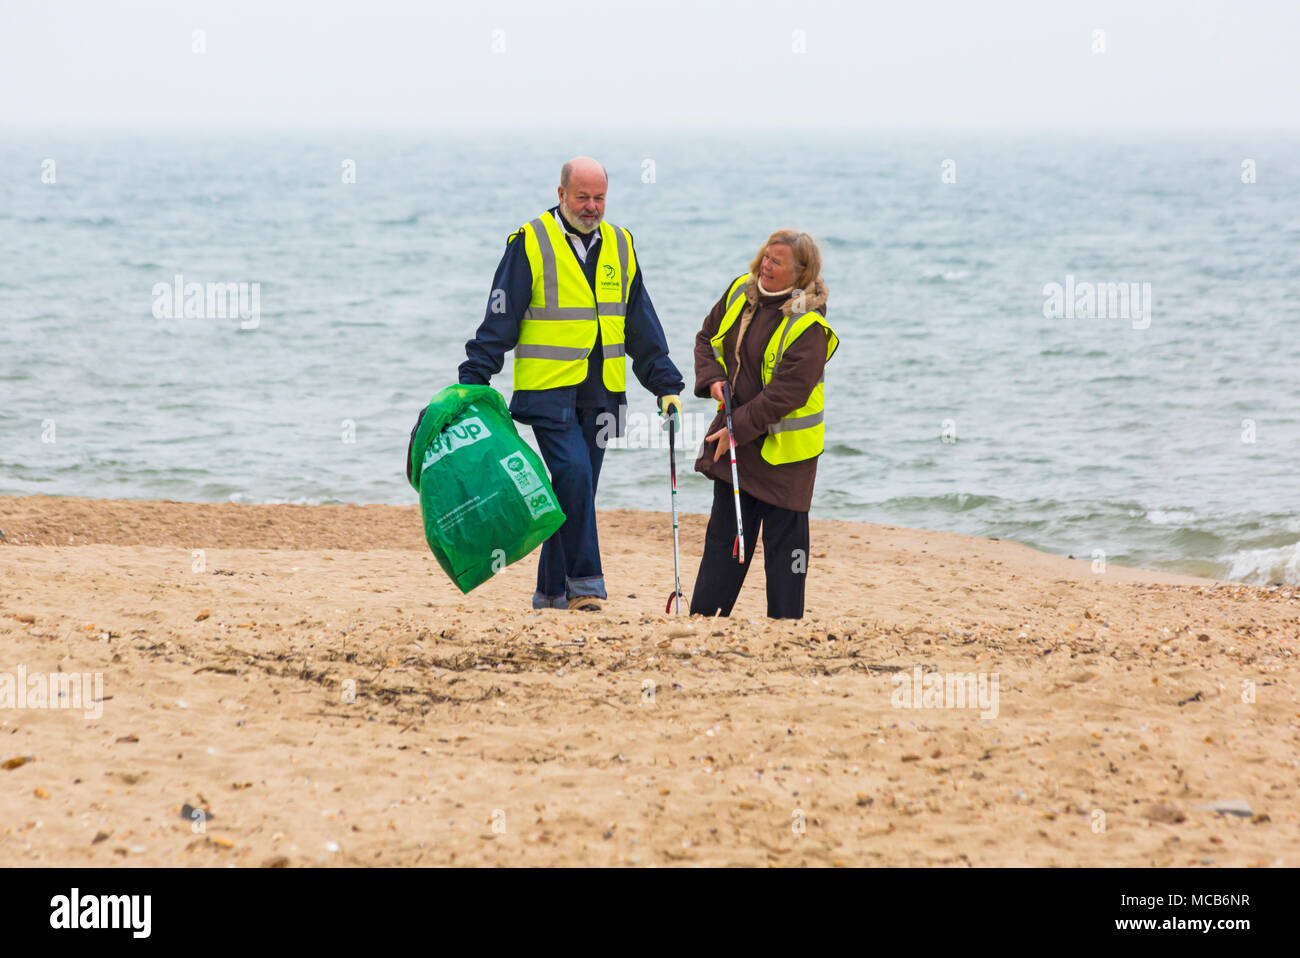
[657,394,682,426]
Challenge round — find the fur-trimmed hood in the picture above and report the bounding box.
[741,273,829,318]
[733,274,828,375]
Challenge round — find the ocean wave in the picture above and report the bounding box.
[1168,527,1228,553]
[226,493,351,506]
[1219,541,1300,586]
[918,268,969,283]
[1039,347,1111,359]
[874,492,1003,514]
[377,211,429,226]
[1145,509,1197,526]
[24,215,121,228]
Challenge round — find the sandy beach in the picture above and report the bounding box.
[1,495,1297,867]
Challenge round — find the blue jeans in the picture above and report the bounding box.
[530,406,607,608]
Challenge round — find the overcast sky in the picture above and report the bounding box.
[2,0,1297,129]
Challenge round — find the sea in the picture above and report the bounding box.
[2,126,1298,585]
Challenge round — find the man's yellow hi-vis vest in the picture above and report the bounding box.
[511,212,636,392]
[709,273,839,465]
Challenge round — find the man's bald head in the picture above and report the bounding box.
[560,156,608,191]
[557,156,608,234]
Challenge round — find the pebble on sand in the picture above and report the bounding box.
[1195,799,1255,818]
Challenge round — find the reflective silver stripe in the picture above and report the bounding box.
[515,344,589,361]
[714,278,749,365]
[596,301,625,316]
[529,217,559,310]
[726,277,747,311]
[768,411,824,433]
[527,305,599,322]
[602,342,626,359]
[615,227,630,303]
[818,373,825,384]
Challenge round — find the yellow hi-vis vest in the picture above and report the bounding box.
[511,212,637,392]
[709,273,839,465]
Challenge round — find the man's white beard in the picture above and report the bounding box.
[562,201,602,234]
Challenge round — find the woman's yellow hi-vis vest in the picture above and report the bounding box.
[709,273,839,465]
[511,213,637,392]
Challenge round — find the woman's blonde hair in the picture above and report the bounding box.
[748,229,821,291]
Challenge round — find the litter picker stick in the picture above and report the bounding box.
[722,382,746,564]
[664,411,684,614]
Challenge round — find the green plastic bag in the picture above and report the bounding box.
[406,384,565,594]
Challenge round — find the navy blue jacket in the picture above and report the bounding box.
[458,206,684,432]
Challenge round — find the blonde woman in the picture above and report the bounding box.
[689,230,838,619]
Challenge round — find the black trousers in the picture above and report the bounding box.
[690,480,810,619]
